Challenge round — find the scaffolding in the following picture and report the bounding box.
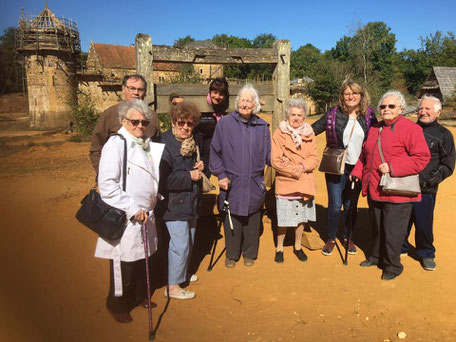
[16,5,81,56]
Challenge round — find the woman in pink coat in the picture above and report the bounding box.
[271,99,319,263]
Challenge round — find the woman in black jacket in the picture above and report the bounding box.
[312,81,377,256]
[158,102,203,300]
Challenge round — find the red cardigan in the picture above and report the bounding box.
[352,115,430,203]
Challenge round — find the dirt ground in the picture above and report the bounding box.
[0,110,455,341]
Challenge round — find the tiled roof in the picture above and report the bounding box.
[92,43,181,71]
[92,43,136,69]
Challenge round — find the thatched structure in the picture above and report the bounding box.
[420,66,456,102]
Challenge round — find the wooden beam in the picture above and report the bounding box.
[272,40,290,131]
[152,45,277,64]
[154,83,274,114]
[135,34,154,105]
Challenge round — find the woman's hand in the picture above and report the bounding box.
[280,156,291,168]
[291,164,304,179]
[193,160,204,172]
[218,177,230,191]
[349,175,360,182]
[190,169,202,181]
[133,209,149,223]
[378,162,390,174]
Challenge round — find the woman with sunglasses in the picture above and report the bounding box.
[95,99,164,323]
[351,90,430,280]
[312,80,377,256]
[158,102,203,299]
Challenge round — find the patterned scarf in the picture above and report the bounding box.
[279,120,313,149]
[172,127,196,157]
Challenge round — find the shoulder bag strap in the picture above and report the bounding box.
[344,117,357,149]
[377,127,386,164]
[114,133,128,191]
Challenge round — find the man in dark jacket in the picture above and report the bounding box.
[89,74,160,173]
[402,95,455,271]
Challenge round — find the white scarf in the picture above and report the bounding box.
[279,120,313,149]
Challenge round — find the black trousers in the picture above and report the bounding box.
[368,197,412,276]
[106,259,147,314]
[224,211,261,261]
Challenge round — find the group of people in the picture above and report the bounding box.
[88,74,454,323]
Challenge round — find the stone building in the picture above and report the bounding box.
[16,4,80,129]
[79,42,185,111]
[79,41,224,111]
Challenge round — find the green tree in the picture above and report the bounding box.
[0,26,22,93]
[307,59,340,112]
[71,92,100,137]
[290,43,322,79]
[349,22,397,91]
[400,31,456,95]
[174,35,195,48]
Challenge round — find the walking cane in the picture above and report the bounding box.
[141,221,155,340]
[207,185,231,271]
[344,179,357,265]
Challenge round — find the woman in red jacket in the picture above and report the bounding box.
[351,90,430,281]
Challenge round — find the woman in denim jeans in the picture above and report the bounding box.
[158,102,203,299]
[312,81,377,256]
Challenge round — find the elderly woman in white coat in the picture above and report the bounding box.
[95,99,164,323]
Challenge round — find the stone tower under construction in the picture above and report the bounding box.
[16,3,80,130]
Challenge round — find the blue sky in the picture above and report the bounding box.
[1,0,455,53]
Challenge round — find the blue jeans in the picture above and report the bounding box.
[324,164,361,240]
[165,219,196,285]
[402,193,436,258]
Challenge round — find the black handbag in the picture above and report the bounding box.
[76,134,128,240]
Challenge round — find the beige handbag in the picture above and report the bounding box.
[377,127,420,196]
[196,146,215,193]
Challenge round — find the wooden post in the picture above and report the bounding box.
[272,40,290,132]
[135,34,154,106]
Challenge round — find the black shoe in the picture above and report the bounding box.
[293,248,308,262]
[109,311,133,323]
[274,251,284,264]
[360,258,377,267]
[381,271,397,281]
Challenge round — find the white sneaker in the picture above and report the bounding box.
[164,288,196,300]
[189,274,199,282]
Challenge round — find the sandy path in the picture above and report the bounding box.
[1,127,455,342]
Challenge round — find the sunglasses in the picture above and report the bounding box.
[176,120,195,128]
[379,104,397,110]
[124,118,150,127]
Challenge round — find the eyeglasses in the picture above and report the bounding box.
[343,92,361,98]
[124,85,146,93]
[379,104,397,110]
[176,120,195,128]
[124,118,150,127]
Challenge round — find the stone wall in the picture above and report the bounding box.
[25,52,76,129]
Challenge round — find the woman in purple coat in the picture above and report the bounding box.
[210,84,271,268]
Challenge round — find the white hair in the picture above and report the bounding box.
[286,99,308,119]
[420,94,442,112]
[378,90,407,110]
[118,99,153,122]
[235,83,261,115]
